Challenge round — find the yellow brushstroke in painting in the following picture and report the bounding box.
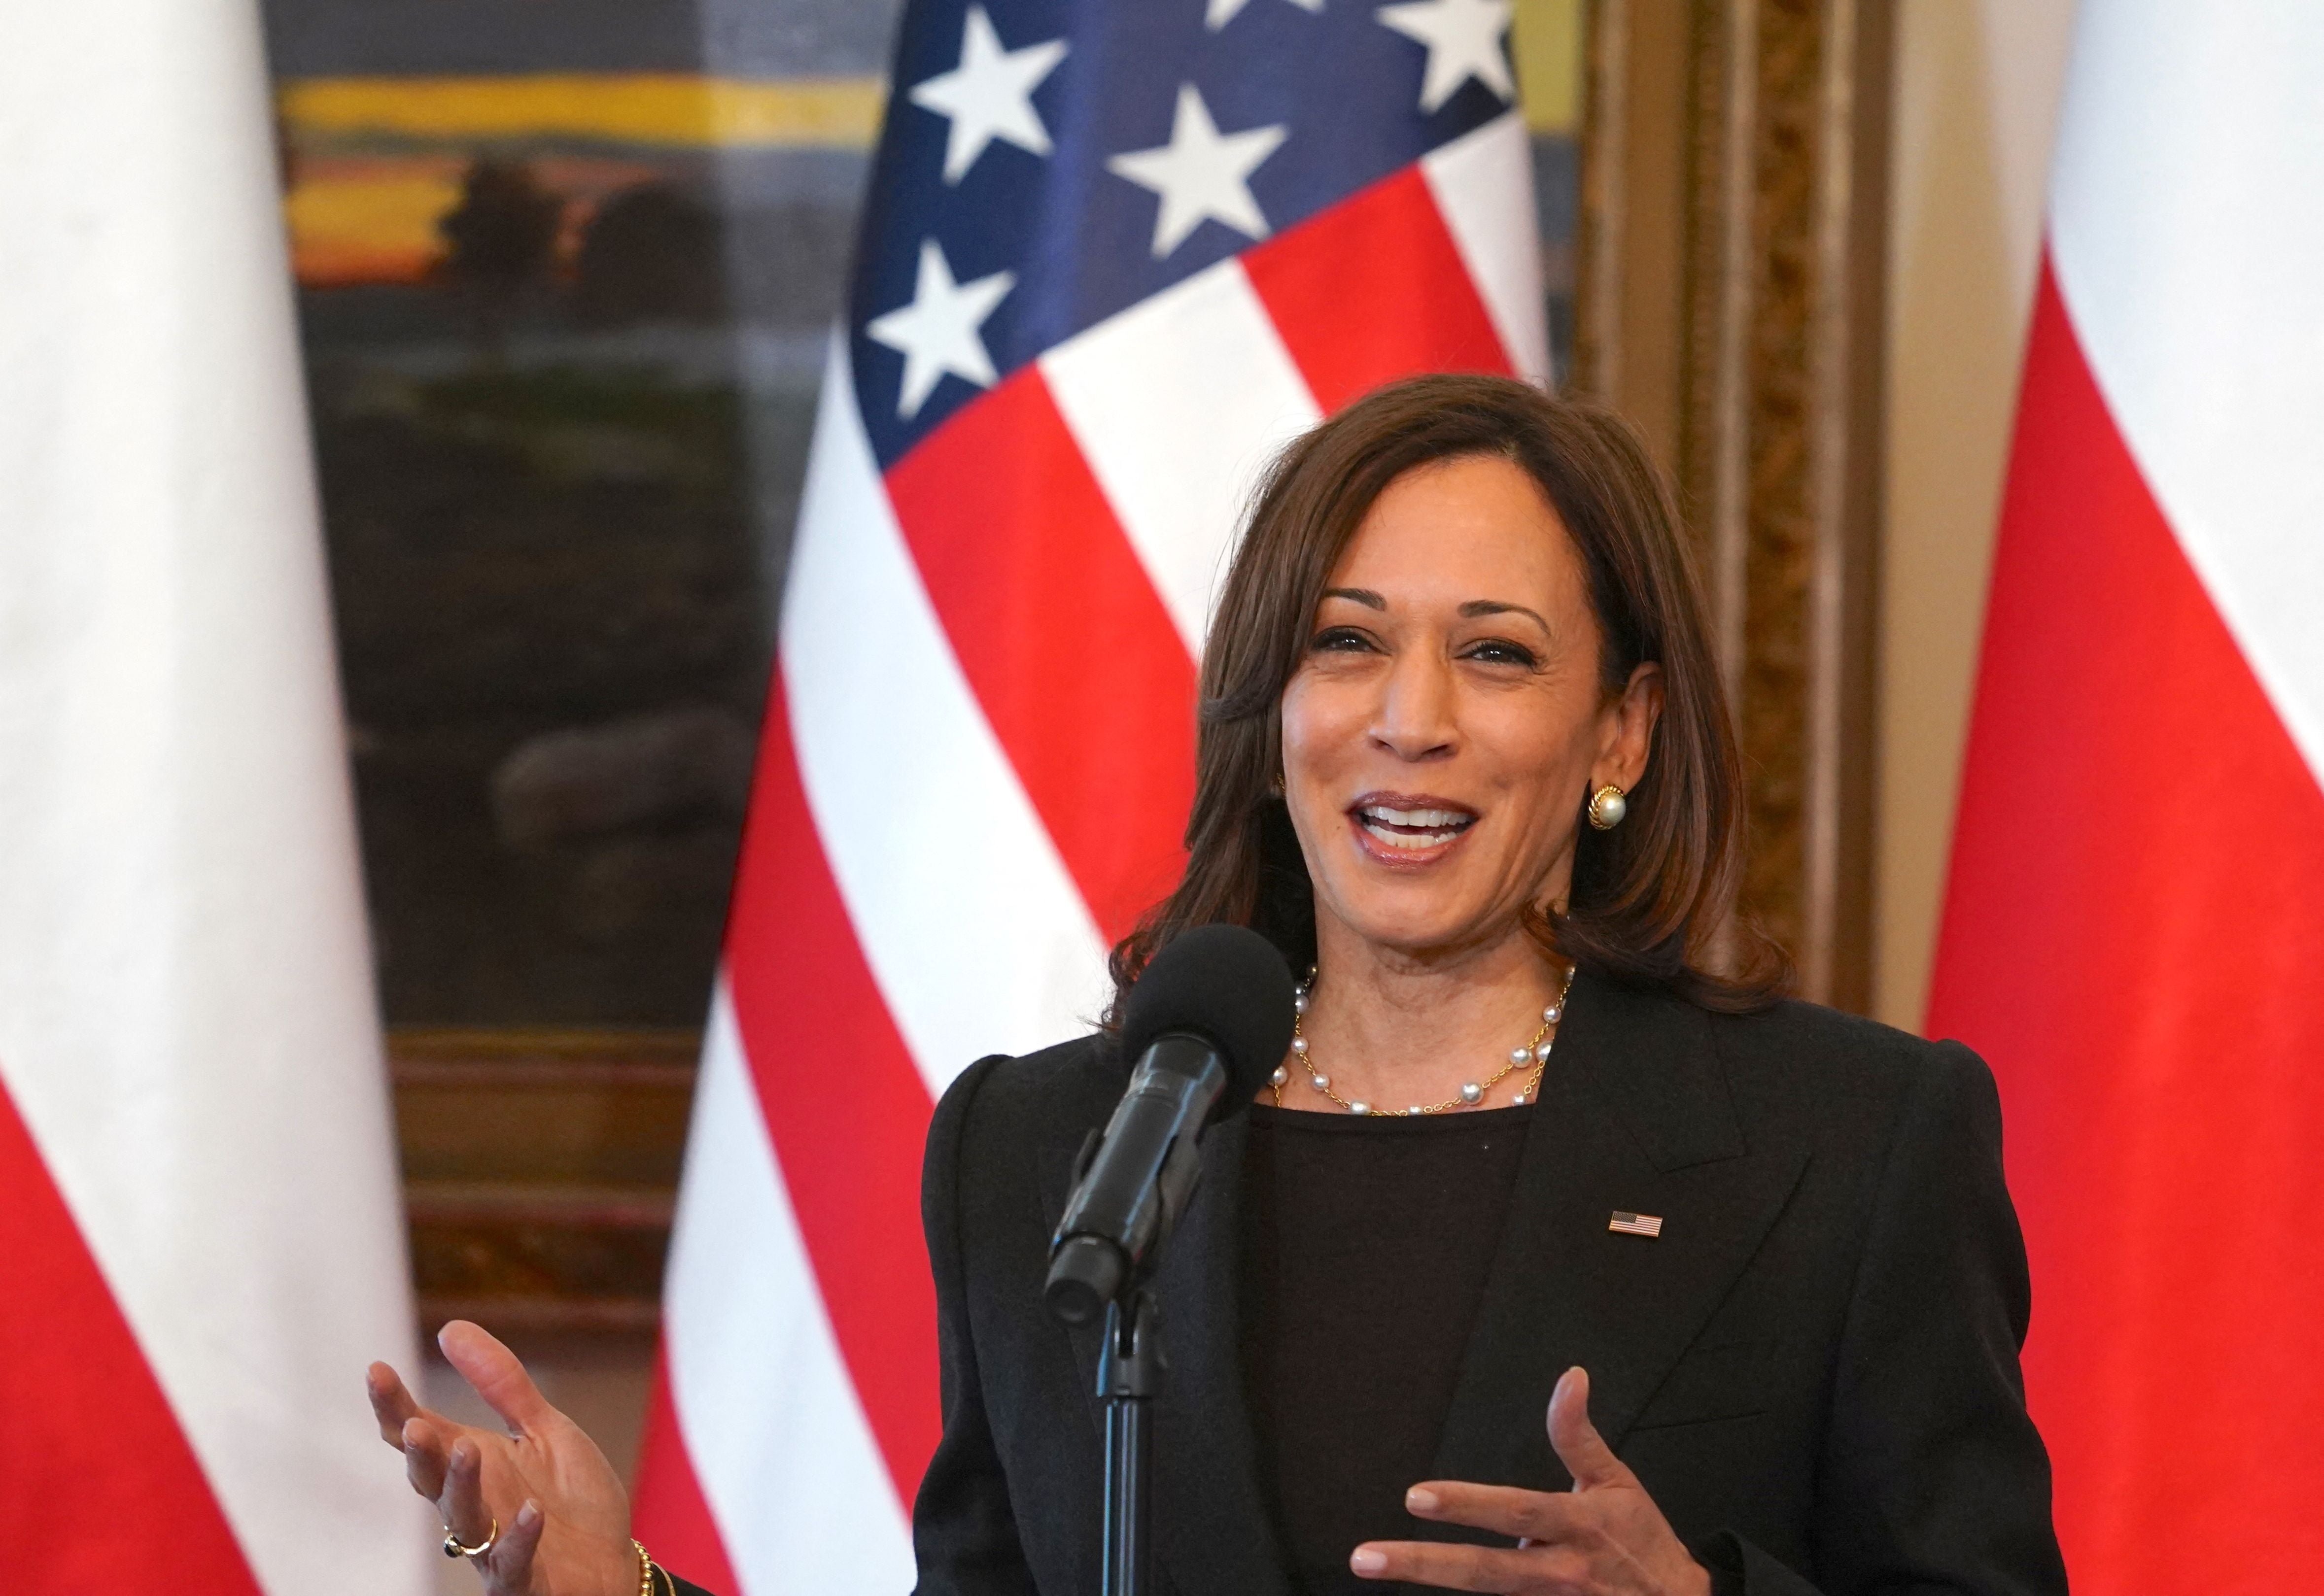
[1511,0,1583,137]
[282,155,466,283]
[280,73,886,148]
[277,74,885,284]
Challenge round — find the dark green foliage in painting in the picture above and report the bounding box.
[575,183,728,328]
[437,159,566,357]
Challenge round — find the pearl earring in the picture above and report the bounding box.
[1587,783,1628,830]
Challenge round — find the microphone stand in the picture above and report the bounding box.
[1047,929,1296,1595]
[1098,1289,1162,1596]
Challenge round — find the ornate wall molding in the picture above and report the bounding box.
[393,1026,695,1337]
[1577,0,1890,1009]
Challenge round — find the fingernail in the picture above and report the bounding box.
[517,1501,540,1528]
[1350,1548,1387,1575]
[1406,1487,1440,1513]
[450,1439,473,1466]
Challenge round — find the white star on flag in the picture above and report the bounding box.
[1206,0,1323,30]
[1377,0,1515,113]
[865,238,1016,418]
[1106,84,1288,258]
[907,5,1069,183]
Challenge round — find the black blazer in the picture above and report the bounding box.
[904,973,2067,1596]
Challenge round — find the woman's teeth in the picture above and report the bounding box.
[1356,805,1475,850]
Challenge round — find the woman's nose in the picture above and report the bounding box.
[1369,650,1457,760]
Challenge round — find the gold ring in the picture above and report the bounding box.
[442,1517,499,1559]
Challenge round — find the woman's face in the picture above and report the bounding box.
[1279,453,1661,963]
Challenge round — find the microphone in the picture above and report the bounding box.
[1044,924,1296,1326]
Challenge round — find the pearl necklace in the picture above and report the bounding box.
[1268,965,1577,1116]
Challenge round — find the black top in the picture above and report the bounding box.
[1240,1103,1534,1594]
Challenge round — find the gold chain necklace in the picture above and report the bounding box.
[1269,964,1577,1115]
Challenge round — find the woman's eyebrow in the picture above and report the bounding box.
[1320,586,1387,609]
[1459,598,1553,632]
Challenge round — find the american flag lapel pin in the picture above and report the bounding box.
[1608,1211,1664,1238]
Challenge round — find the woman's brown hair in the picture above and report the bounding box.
[1108,371,1786,1017]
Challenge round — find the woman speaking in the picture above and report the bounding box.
[367,374,2066,1596]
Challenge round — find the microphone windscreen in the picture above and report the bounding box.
[1120,924,1297,1111]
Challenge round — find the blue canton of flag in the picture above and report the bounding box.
[854,0,1525,461]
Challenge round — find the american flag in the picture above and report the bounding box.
[630,0,1546,1586]
[1608,1211,1664,1238]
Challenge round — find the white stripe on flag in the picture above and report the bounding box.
[1041,259,1323,654]
[663,981,916,1595]
[1421,111,1551,386]
[2047,0,2324,787]
[781,336,1110,1098]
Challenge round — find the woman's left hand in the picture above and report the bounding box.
[1349,1367,1711,1596]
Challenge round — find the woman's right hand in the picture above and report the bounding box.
[368,1320,637,1596]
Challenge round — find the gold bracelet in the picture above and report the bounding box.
[631,1539,654,1596]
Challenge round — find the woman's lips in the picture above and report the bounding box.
[1347,797,1478,862]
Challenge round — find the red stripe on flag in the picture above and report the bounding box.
[1243,164,1512,413]
[885,369,1197,940]
[1929,257,2324,1591]
[719,681,942,1501]
[0,1075,264,1593]
[630,1345,745,1593]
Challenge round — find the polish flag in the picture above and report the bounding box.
[1928,4,2324,1590]
[0,1,429,1591]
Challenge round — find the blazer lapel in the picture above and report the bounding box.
[1039,1112,1295,1596]
[1432,975,1809,1490]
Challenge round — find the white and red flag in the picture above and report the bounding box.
[0,0,426,1591]
[1930,2,2324,1589]
[630,0,1546,1586]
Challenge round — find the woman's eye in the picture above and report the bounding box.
[1462,638,1541,669]
[1309,626,1377,653]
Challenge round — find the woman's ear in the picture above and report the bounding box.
[1595,661,1664,790]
